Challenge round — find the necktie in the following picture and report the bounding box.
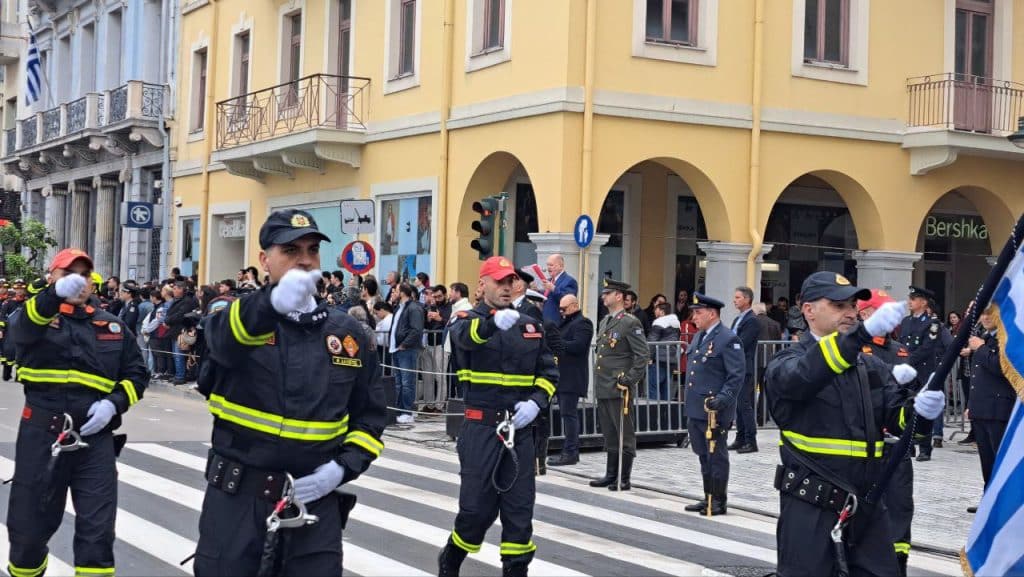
[694,331,705,349]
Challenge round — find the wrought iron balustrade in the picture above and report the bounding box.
[42,108,61,141]
[67,97,87,133]
[908,73,1024,134]
[109,85,128,123]
[20,117,36,147]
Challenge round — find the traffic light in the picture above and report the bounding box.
[470,196,499,260]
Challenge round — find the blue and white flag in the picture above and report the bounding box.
[963,241,1024,576]
[24,29,41,107]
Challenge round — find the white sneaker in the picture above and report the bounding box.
[396,414,414,424]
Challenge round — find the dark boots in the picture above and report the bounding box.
[437,544,467,577]
[547,452,579,466]
[607,454,633,491]
[684,475,711,512]
[684,476,727,515]
[895,553,908,577]
[502,562,529,577]
[589,452,618,488]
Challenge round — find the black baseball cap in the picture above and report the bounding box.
[690,293,725,310]
[259,209,331,249]
[800,272,870,303]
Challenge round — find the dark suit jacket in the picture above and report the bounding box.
[557,312,594,396]
[542,272,578,324]
[968,332,1016,421]
[390,300,425,350]
[731,309,760,381]
[164,294,199,339]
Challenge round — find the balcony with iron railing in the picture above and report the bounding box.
[211,73,370,182]
[904,73,1024,174]
[2,80,166,162]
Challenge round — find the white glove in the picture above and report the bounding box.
[293,460,345,504]
[891,364,917,385]
[270,269,321,315]
[512,400,540,429]
[863,301,907,338]
[914,390,946,420]
[80,399,117,436]
[55,274,88,299]
[494,309,520,331]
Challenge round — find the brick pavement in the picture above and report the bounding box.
[385,415,983,556]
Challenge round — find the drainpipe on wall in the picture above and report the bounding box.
[579,0,596,308]
[197,0,220,285]
[745,0,765,287]
[436,0,454,279]
[158,0,177,280]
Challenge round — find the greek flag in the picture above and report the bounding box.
[24,29,41,107]
[962,241,1024,576]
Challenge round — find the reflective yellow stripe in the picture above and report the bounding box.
[8,557,48,577]
[17,367,116,393]
[534,377,555,398]
[75,567,115,577]
[819,332,851,374]
[469,317,487,344]
[228,299,274,346]
[457,369,535,386]
[781,430,884,458]
[24,298,54,326]
[499,541,537,556]
[893,542,911,554]
[119,379,139,406]
[451,530,482,553]
[344,430,384,457]
[208,394,349,441]
[898,406,907,430]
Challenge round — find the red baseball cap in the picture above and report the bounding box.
[479,256,518,281]
[49,248,94,273]
[857,288,895,312]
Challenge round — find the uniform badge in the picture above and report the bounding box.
[109,322,121,334]
[342,335,359,357]
[862,345,873,354]
[290,214,311,227]
[326,335,343,355]
[835,274,851,286]
[523,324,541,339]
[897,348,909,357]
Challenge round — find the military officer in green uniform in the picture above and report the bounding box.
[589,279,649,491]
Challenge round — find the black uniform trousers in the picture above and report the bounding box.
[735,374,757,445]
[451,421,536,566]
[7,422,116,577]
[882,447,913,560]
[596,398,636,458]
[974,418,1009,488]
[686,419,730,481]
[194,484,345,576]
[777,494,898,577]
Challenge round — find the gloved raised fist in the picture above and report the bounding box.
[494,309,520,331]
[271,269,322,315]
[891,363,917,385]
[863,300,907,338]
[914,390,945,420]
[293,460,345,504]
[512,400,540,429]
[55,274,87,299]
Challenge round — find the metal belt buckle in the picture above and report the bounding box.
[265,473,320,533]
[496,411,515,450]
[50,413,89,457]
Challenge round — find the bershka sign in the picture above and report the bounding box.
[925,215,988,240]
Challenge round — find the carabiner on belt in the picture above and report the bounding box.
[265,473,320,534]
[496,412,516,450]
[50,413,89,457]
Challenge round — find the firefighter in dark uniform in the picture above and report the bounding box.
[7,248,148,577]
[195,209,385,576]
[682,294,744,516]
[898,285,950,461]
[765,272,945,577]
[2,279,47,381]
[588,279,649,491]
[0,279,28,379]
[437,256,558,577]
[857,289,920,577]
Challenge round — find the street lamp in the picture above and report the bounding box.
[1010,116,1024,149]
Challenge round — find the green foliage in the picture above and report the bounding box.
[0,219,58,280]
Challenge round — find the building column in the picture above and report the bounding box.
[122,166,149,281]
[44,185,68,262]
[853,250,922,301]
[93,176,119,279]
[529,232,611,327]
[697,241,774,327]
[68,180,92,252]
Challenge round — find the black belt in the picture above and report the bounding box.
[205,450,288,502]
[21,404,86,435]
[464,407,514,427]
[774,464,853,515]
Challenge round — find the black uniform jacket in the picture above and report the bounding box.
[450,302,558,413]
[766,326,926,493]
[968,332,1017,421]
[684,322,745,422]
[199,285,387,480]
[556,312,594,397]
[13,286,149,430]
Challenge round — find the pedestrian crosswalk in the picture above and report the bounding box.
[0,439,963,577]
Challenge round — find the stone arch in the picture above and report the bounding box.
[909,185,1014,255]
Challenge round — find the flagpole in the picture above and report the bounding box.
[865,210,1024,505]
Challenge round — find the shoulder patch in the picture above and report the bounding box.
[862,345,873,354]
[733,343,741,349]
[634,328,643,335]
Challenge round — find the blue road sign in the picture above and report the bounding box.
[340,240,376,275]
[125,202,154,229]
[574,214,594,248]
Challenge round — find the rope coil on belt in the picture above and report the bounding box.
[492,414,519,494]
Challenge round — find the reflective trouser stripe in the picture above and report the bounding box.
[208,394,349,441]
[781,430,884,458]
[75,567,115,577]
[499,541,537,556]
[451,530,482,553]
[8,558,48,577]
[893,542,911,555]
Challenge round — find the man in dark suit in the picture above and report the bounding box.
[388,283,424,424]
[729,286,761,453]
[548,295,594,467]
[540,254,578,324]
[683,294,745,515]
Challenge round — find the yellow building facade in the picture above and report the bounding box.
[171,0,1024,322]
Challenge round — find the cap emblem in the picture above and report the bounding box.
[877,289,888,297]
[290,214,311,228]
[693,295,699,304]
[499,258,510,268]
[835,274,850,286]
